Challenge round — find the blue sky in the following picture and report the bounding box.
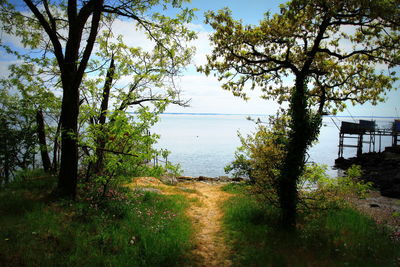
[1,0,399,117]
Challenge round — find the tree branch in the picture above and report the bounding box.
[22,0,64,68]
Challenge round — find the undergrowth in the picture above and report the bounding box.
[0,171,192,266]
[222,184,400,266]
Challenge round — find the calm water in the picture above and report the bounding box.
[153,114,395,178]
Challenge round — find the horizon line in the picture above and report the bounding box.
[160,112,400,119]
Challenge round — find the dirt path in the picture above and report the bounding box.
[181,182,233,267]
[127,178,234,266]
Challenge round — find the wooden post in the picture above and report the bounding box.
[357,134,363,157]
[338,132,344,158]
[379,133,382,152]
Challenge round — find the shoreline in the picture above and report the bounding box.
[335,146,400,199]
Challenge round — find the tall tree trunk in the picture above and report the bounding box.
[278,77,309,229]
[57,70,79,198]
[36,109,51,172]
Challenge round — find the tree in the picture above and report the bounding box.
[200,0,399,228]
[0,0,196,198]
[78,31,193,189]
[80,31,193,177]
[0,61,62,179]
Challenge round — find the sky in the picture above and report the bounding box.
[0,0,399,117]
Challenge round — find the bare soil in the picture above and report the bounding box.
[180,181,233,267]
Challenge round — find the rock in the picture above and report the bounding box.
[134,188,162,194]
[381,184,400,198]
[335,148,400,199]
[159,175,178,186]
[177,176,195,181]
[218,176,231,182]
[231,177,245,182]
[198,176,214,181]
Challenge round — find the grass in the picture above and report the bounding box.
[223,185,400,266]
[0,172,193,266]
[221,182,251,194]
[177,187,199,194]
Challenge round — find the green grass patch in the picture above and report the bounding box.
[0,173,193,266]
[223,194,400,266]
[221,182,251,194]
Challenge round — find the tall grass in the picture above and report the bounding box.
[0,173,192,266]
[222,185,400,266]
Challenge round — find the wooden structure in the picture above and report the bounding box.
[338,119,399,158]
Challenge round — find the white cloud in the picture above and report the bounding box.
[108,19,155,50]
[166,74,283,114]
[187,24,213,66]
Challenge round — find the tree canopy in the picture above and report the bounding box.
[200,0,399,114]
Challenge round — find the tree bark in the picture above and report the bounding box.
[57,69,80,197]
[35,109,52,172]
[278,77,309,229]
[55,1,103,198]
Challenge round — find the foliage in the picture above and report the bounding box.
[299,164,373,211]
[0,62,62,181]
[200,1,399,111]
[224,153,252,179]
[0,89,39,183]
[223,190,400,266]
[226,117,372,210]
[225,114,289,204]
[0,173,192,266]
[81,107,182,198]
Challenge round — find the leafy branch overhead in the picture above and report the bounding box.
[199,0,399,114]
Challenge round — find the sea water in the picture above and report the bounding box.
[153,114,395,178]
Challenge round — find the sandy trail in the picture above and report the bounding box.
[182,182,233,267]
[127,178,233,266]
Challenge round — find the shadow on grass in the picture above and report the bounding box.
[223,193,400,266]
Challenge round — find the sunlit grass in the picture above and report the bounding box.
[0,173,193,266]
